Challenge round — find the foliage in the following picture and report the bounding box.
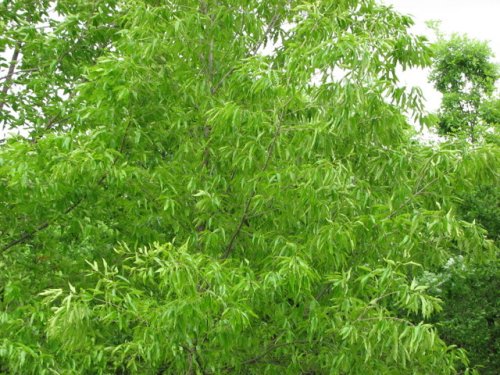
[458,184,500,242]
[37,243,462,373]
[0,0,498,373]
[429,33,499,141]
[427,33,499,375]
[479,97,500,126]
[423,259,499,375]
[0,0,120,139]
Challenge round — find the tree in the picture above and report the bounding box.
[429,33,499,142]
[425,32,499,375]
[0,1,497,373]
[423,259,500,375]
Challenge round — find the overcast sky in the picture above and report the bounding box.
[383,0,500,112]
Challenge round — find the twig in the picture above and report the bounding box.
[387,156,437,219]
[356,316,415,326]
[221,101,289,259]
[0,43,21,113]
[387,178,438,219]
[355,291,399,322]
[0,68,39,82]
[221,193,255,259]
[1,197,83,254]
[197,5,283,170]
[212,10,282,94]
[242,339,311,366]
[199,0,216,168]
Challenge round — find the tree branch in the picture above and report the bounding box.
[356,316,415,326]
[387,157,438,219]
[211,10,282,94]
[0,43,21,114]
[198,5,284,171]
[0,68,39,83]
[242,339,311,366]
[221,101,289,259]
[387,177,438,219]
[1,196,84,254]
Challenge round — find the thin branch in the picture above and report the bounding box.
[0,68,39,82]
[221,192,255,259]
[199,0,216,168]
[198,5,283,170]
[221,101,289,259]
[242,340,311,366]
[356,316,415,326]
[386,157,438,219]
[1,197,82,254]
[387,177,438,219]
[0,43,21,113]
[315,284,332,301]
[208,31,215,94]
[355,291,399,322]
[30,115,69,143]
[211,10,282,94]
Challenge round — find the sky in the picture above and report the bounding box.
[382,0,500,112]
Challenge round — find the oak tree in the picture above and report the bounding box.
[0,1,497,373]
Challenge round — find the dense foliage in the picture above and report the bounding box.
[0,0,498,374]
[479,97,500,128]
[458,184,499,242]
[425,32,499,375]
[424,259,499,375]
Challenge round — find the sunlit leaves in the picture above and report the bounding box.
[0,0,497,373]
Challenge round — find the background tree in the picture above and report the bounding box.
[0,1,498,373]
[429,33,499,142]
[423,258,499,375]
[425,32,499,375]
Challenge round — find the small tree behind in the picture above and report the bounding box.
[429,33,499,142]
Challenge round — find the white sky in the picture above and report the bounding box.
[383,0,500,112]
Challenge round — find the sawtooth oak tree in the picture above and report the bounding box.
[0,1,498,374]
